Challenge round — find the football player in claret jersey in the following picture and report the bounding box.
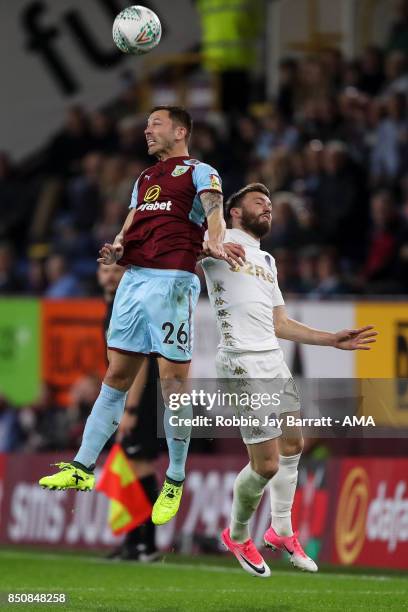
[39,106,244,526]
[201,183,377,577]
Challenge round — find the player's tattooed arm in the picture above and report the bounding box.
[200,191,224,219]
[200,191,226,259]
[199,192,244,264]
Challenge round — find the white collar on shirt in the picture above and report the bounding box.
[228,228,260,248]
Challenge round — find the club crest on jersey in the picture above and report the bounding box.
[171,165,189,177]
[210,174,222,192]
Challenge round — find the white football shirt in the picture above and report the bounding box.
[201,228,284,352]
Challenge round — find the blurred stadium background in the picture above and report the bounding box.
[1,0,408,580]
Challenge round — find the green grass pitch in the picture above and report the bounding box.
[0,548,407,612]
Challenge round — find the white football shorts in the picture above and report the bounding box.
[215,348,301,444]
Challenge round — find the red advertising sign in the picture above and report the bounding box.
[41,300,107,405]
[332,458,408,569]
[0,453,120,549]
[0,453,329,559]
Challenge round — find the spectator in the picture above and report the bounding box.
[310,249,350,298]
[297,248,318,294]
[362,190,399,288]
[321,48,344,92]
[89,111,118,154]
[191,122,229,173]
[196,0,263,113]
[19,383,69,451]
[118,117,150,161]
[65,152,104,231]
[339,91,371,164]
[50,218,94,264]
[258,149,293,192]
[300,96,343,143]
[387,0,408,54]
[0,153,30,245]
[301,139,324,196]
[93,199,127,247]
[395,192,408,289]
[272,249,303,294]
[262,192,300,250]
[295,198,323,249]
[360,46,385,96]
[25,257,46,295]
[100,156,133,204]
[44,253,82,298]
[45,105,91,176]
[342,60,362,91]
[0,242,22,294]
[276,58,299,121]
[371,93,408,182]
[382,50,408,96]
[256,111,299,160]
[299,57,330,104]
[0,395,22,451]
[315,141,366,257]
[229,116,259,190]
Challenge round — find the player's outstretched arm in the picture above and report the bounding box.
[97,209,135,265]
[273,305,378,350]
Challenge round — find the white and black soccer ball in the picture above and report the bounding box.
[112,5,162,55]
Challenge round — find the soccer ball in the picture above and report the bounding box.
[112,5,162,55]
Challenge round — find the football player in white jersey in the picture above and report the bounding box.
[200,183,377,577]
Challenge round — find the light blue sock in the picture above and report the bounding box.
[74,382,127,468]
[164,404,192,482]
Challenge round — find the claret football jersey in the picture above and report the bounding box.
[119,156,222,273]
[201,229,285,352]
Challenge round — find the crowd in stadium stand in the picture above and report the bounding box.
[2,46,408,300]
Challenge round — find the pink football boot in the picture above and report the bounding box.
[221,528,271,578]
[264,526,318,572]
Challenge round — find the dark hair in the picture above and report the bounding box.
[150,105,192,140]
[225,183,270,220]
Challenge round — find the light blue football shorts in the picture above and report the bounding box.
[107,266,201,362]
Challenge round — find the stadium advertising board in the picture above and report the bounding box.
[0,454,119,548]
[41,300,107,406]
[356,304,408,427]
[333,458,408,568]
[0,298,404,406]
[1,453,407,569]
[0,454,329,559]
[0,299,40,405]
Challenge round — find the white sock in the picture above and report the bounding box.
[230,463,269,543]
[269,453,301,537]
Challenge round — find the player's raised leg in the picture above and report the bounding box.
[39,350,146,491]
[264,415,318,572]
[152,357,192,525]
[222,439,279,577]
